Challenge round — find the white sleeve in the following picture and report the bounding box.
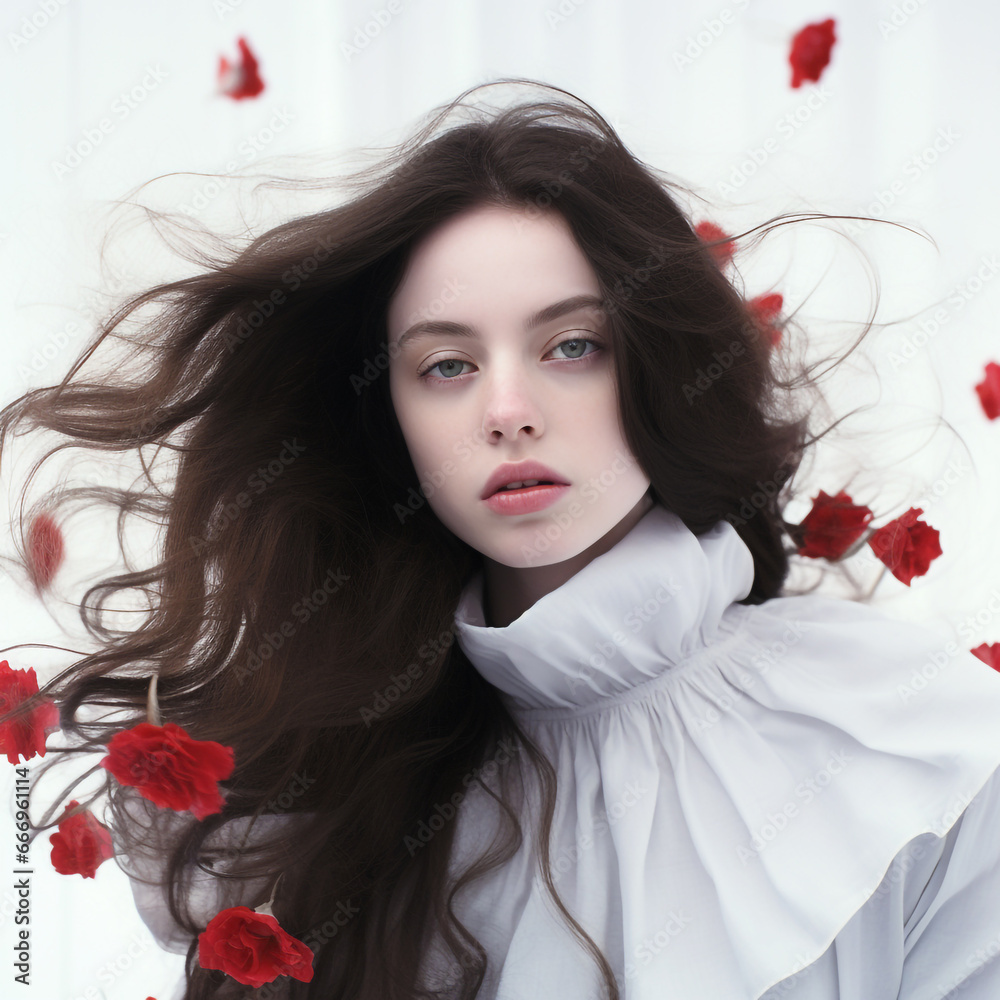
[896,762,1000,998]
[110,791,301,955]
[758,764,1000,1000]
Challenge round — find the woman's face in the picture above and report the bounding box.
[387,202,651,569]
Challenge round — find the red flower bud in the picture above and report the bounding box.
[795,490,873,560]
[694,221,735,268]
[198,906,315,988]
[971,643,1000,672]
[868,507,942,586]
[748,292,784,348]
[49,799,114,878]
[789,18,836,89]
[0,660,60,765]
[218,36,264,100]
[974,360,1000,420]
[100,721,235,820]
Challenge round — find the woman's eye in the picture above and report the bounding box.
[550,337,599,361]
[418,358,473,380]
[417,336,602,381]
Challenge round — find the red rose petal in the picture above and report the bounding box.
[27,511,65,589]
[694,221,736,268]
[974,361,1000,419]
[867,507,942,586]
[0,660,61,765]
[789,18,837,89]
[795,489,874,560]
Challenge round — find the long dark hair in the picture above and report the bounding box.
[1,79,892,999]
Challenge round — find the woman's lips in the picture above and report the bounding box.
[483,484,571,515]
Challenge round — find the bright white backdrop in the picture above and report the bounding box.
[1,1,998,998]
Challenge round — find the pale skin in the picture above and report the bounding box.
[387,202,653,628]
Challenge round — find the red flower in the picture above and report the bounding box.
[49,799,114,878]
[100,722,235,821]
[795,489,873,560]
[789,18,836,89]
[198,906,315,988]
[975,361,1000,419]
[748,292,784,348]
[969,642,1000,670]
[971,643,1000,672]
[867,507,942,586]
[694,221,735,267]
[27,511,64,589]
[218,37,264,100]
[0,660,60,765]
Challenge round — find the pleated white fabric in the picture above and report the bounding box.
[425,502,1000,999]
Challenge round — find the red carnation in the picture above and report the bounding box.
[100,721,235,821]
[198,906,315,988]
[694,221,735,268]
[27,511,65,589]
[49,799,114,878]
[971,643,1000,672]
[868,507,942,586]
[0,660,60,765]
[748,292,784,348]
[795,489,873,560]
[975,361,1000,419]
[218,37,264,100]
[789,18,836,89]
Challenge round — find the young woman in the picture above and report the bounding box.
[3,79,1000,1000]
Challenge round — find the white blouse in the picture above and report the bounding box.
[122,503,1000,999]
[422,503,1000,999]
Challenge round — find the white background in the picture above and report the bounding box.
[1,1,998,997]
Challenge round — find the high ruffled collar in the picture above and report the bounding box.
[453,504,756,713]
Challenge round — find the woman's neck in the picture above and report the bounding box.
[481,492,654,627]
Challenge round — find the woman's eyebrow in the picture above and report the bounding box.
[394,294,606,351]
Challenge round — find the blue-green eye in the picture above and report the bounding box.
[417,336,603,381]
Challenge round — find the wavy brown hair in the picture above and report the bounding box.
[1,79,895,999]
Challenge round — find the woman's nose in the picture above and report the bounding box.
[480,369,545,441]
